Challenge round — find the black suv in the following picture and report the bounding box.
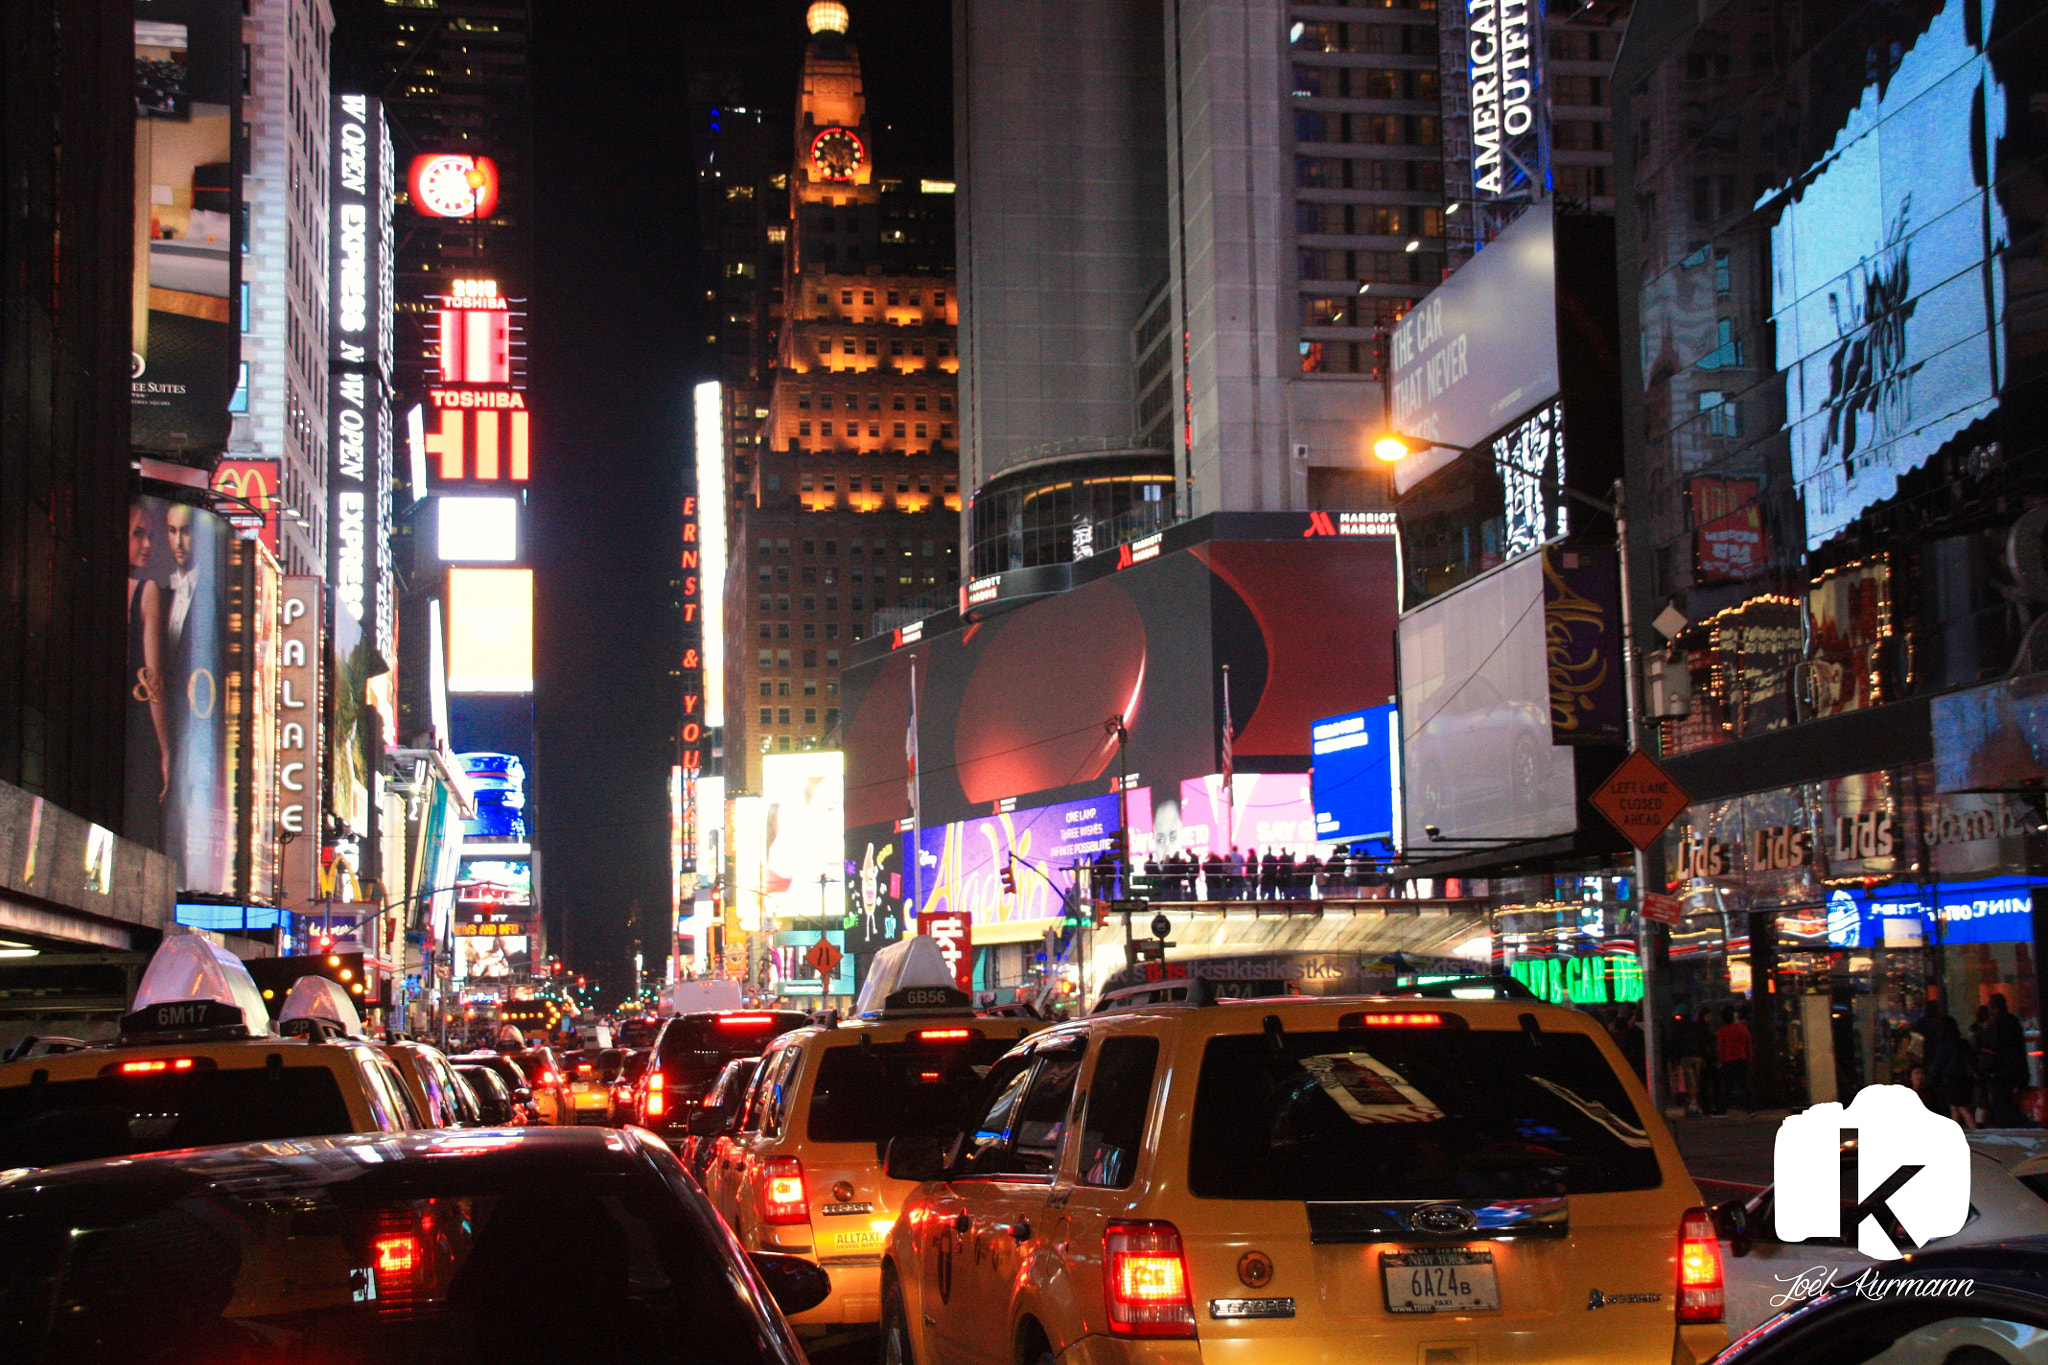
[633,1010,807,1143]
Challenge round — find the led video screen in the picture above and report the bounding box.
[1311,703,1399,846]
[445,568,533,693]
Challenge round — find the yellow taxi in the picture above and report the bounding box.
[0,935,418,1168]
[878,983,1727,1365]
[703,937,1048,1334]
[382,1039,485,1127]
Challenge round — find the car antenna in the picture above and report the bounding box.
[1519,1012,1544,1048]
[1263,1014,1286,1051]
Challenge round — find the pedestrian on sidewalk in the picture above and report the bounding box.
[1692,1011,1724,1115]
[1981,993,2028,1126]
[1676,1011,1706,1115]
[1717,1006,1753,1113]
[1928,1013,1979,1130]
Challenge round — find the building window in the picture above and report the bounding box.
[778,708,791,724]
[933,291,946,307]
[803,624,816,639]
[798,393,812,409]
[760,708,773,725]
[893,422,906,438]
[826,623,840,640]
[804,708,817,725]
[758,594,772,612]
[777,650,792,666]
[890,339,904,356]
[842,337,857,353]
[803,679,818,696]
[777,624,790,639]
[803,649,818,666]
[841,289,853,305]
[1699,390,1741,438]
[759,624,772,640]
[861,290,874,304]
[826,650,840,667]
[777,736,792,751]
[777,680,790,697]
[758,650,773,668]
[760,681,772,697]
[865,337,878,353]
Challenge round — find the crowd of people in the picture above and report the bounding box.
[1119,846,1394,902]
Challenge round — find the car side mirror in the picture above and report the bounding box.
[884,1134,948,1183]
[513,1087,533,1103]
[748,1251,833,1317]
[1711,1199,1752,1258]
[688,1107,728,1137]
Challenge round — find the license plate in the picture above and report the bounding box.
[825,1228,885,1252]
[1381,1250,1499,1314]
[574,1094,606,1107]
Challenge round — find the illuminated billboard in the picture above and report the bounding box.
[1168,773,1319,859]
[133,1,241,454]
[692,381,726,728]
[906,791,1123,941]
[438,496,519,561]
[760,752,844,923]
[125,495,238,892]
[1311,705,1400,846]
[732,794,767,931]
[211,458,280,554]
[408,153,500,219]
[445,568,534,693]
[1397,552,1578,842]
[420,280,529,486]
[329,93,394,659]
[1768,0,2005,550]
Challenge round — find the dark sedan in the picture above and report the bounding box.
[1711,1239,2048,1365]
[0,1126,827,1365]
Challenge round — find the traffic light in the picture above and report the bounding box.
[1000,861,1017,894]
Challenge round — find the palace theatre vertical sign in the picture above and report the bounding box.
[278,578,324,907]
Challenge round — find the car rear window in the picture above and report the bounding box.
[1187,1027,1663,1201]
[657,1015,804,1090]
[0,1065,355,1168]
[806,1038,1016,1145]
[0,1162,790,1364]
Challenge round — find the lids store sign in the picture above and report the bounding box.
[1674,793,2031,883]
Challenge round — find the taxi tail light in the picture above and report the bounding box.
[914,1027,977,1042]
[719,1014,778,1026]
[645,1070,667,1119]
[761,1156,809,1225]
[1104,1221,1196,1338]
[1336,1010,1452,1028]
[117,1058,198,1074]
[1677,1207,1724,1324]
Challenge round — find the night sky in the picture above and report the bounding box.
[524,0,951,998]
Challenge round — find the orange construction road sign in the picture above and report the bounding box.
[1589,749,1690,851]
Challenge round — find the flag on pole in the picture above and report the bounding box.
[908,660,923,921]
[1220,664,1235,851]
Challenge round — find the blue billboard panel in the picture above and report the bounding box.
[1824,877,2040,950]
[1311,704,1398,846]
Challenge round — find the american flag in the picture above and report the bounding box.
[1220,665,1235,790]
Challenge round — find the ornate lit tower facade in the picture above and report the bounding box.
[726,2,960,794]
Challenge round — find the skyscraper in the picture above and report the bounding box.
[722,3,961,795]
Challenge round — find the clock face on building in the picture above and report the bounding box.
[809,127,866,182]
[409,154,500,219]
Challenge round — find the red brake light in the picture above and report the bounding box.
[719,1014,778,1026]
[645,1070,667,1120]
[1104,1221,1196,1338]
[119,1058,197,1074]
[1677,1208,1724,1324]
[375,1234,420,1276]
[1360,1012,1443,1027]
[577,1062,592,1075]
[915,1028,976,1041]
[761,1156,808,1225]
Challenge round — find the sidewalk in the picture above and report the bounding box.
[1666,1109,1790,1195]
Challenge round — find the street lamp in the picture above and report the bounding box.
[1375,430,1671,1114]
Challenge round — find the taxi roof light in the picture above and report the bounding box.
[277,976,365,1040]
[854,937,973,1019]
[120,935,276,1041]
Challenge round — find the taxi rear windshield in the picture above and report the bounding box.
[0,1166,789,1365]
[657,1015,804,1086]
[0,1066,354,1168]
[807,1038,1014,1145]
[1187,1028,1662,1201]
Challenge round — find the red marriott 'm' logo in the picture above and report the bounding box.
[1303,511,1338,536]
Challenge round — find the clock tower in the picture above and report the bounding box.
[792,2,876,276]
[722,0,961,794]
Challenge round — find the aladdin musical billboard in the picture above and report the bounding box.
[125,494,237,892]
[132,0,241,454]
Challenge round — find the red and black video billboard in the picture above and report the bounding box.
[841,518,1398,835]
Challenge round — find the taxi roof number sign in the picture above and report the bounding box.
[1589,750,1690,852]
[121,935,275,1040]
